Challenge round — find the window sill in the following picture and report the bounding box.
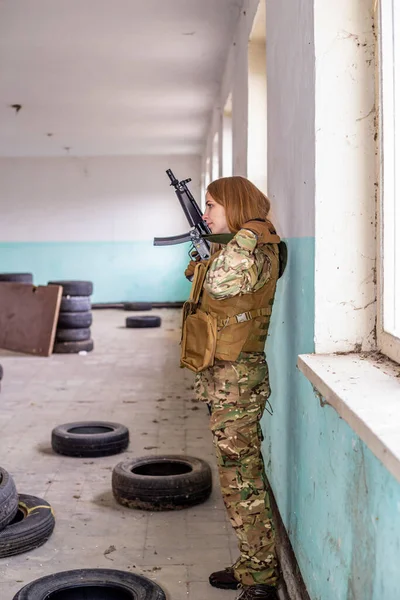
[297,352,400,483]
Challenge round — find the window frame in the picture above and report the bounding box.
[377,0,400,364]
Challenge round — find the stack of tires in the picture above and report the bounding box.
[48,280,94,354]
[0,466,55,557]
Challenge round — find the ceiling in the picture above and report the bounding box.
[0,0,242,157]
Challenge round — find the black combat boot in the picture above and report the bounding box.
[236,584,278,600]
[209,567,240,590]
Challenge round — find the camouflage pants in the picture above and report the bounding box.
[195,352,279,586]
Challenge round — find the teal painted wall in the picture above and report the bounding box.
[264,237,400,599]
[0,241,192,303]
[265,236,315,520]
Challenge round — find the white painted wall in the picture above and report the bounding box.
[264,1,315,240]
[314,0,376,352]
[0,155,201,242]
[247,41,267,195]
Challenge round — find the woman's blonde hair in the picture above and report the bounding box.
[207,176,271,233]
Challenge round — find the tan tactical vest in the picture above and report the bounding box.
[180,227,281,372]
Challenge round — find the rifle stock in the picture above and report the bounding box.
[153,233,192,246]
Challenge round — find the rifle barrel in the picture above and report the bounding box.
[166,169,179,187]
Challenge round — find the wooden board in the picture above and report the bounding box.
[0,283,62,356]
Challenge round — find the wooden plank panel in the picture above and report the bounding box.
[0,283,62,356]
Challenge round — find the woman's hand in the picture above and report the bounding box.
[184,260,199,280]
[184,250,202,280]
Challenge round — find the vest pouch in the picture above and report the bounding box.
[180,309,217,373]
[181,300,196,332]
[189,261,210,304]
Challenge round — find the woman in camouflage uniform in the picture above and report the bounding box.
[183,176,282,600]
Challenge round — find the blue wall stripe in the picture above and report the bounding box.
[0,241,192,303]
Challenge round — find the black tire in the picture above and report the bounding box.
[0,467,18,532]
[0,364,3,381]
[53,339,94,354]
[48,280,93,296]
[60,296,91,312]
[126,316,161,328]
[0,273,33,284]
[0,494,55,558]
[123,302,153,311]
[13,568,166,600]
[112,455,212,511]
[58,311,92,329]
[52,421,129,457]
[55,328,91,342]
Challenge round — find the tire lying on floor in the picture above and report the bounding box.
[0,467,18,531]
[126,315,161,328]
[0,494,55,558]
[112,455,212,511]
[52,421,129,457]
[53,339,94,354]
[13,568,167,600]
[123,302,153,311]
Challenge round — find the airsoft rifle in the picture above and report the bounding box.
[153,169,233,261]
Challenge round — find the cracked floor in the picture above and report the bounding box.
[0,308,239,600]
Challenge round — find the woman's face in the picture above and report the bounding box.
[202,192,230,234]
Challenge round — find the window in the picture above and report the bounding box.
[222,93,233,177]
[204,156,211,190]
[247,0,267,194]
[378,0,400,363]
[212,132,220,180]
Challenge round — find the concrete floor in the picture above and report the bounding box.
[0,309,239,600]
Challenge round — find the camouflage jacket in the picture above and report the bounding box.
[204,229,272,301]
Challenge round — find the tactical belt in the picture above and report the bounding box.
[217,306,272,329]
